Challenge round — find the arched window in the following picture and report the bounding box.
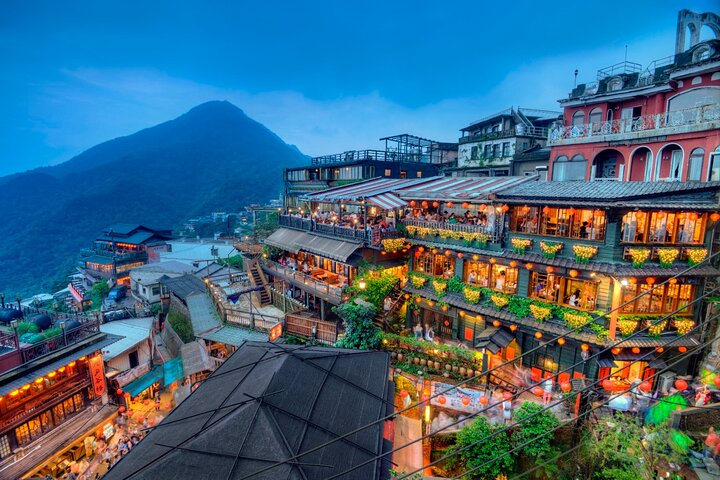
[710,146,720,181]
[553,155,587,181]
[589,108,603,125]
[688,148,705,181]
[572,111,585,126]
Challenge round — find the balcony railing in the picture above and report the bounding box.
[548,104,720,145]
[400,219,501,243]
[278,214,402,245]
[459,125,549,144]
[17,319,101,365]
[311,149,433,166]
[262,261,344,302]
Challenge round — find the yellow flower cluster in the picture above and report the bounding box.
[657,248,679,266]
[529,304,552,322]
[405,225,491,244]
[648,320,667,336]
[617,319,638,336]
[410,275,427,288]
[511,238,532,250]
[405,226,434,237]
[687,248,708,265]
[674,318,695,336]
[382,237,406,253]
[628,248,650,266]
[540,241,563,255]
[573,244,598,260]
[490,294,509,309]
[432,279,447,294]
[564,312,591,329]
[463,287,481,304]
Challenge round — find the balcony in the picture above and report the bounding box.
[262,260,345,304]
[400,219,501,244]
[459,125,549,145]
[279,214,402,244]
[548,104,720,146]
[311,149,430,166]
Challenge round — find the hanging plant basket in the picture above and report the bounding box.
[628,248,650,268]
[511,238,531,254]
[540,241,563,259]
[657,248,679,268]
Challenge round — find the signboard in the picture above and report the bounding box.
[89,355,106,397]
[269,322,283,342]
[430,381,486,413]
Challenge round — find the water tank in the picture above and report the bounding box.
[0,308,23,324]
[25,313,52,331]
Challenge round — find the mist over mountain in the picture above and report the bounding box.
[0,100,308,297]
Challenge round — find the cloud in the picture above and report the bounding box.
[27,29,677,167]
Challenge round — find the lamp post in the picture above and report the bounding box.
[60,321,67,346]
[10,319,19,349]
[0,292,4,308]
[15,296,21,312]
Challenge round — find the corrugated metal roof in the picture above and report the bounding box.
[264,228,361,262]
[498,180,720,201]
[197,325,267,347]
[302,176,437,203]
[397,176,536,200]
[186,292,221,335]
[100,317,154,360]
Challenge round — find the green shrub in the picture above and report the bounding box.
[167,310,194,343]
[16,322,40,336]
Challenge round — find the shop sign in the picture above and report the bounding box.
[269,322,283,342]
[89,355,106,397]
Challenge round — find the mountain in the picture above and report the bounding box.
[0,101,308,297]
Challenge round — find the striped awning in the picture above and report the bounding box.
[397,176,536,200]
[302,176,438,205]
[366,192,406,210]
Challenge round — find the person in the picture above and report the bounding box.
[467,270,477,285]
[383,296,393,312]
[569,289,581,307]
[579,221,588,238]
[696,385,710,407]
[502,398,513,424]
[413,323,423,340]
[424,323,435,342]
[495,270,506,291]
[678,224,691,243]
[542,378,553,405]
[154,393,161,412]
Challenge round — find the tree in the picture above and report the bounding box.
[452,416,515,479]
[217,255,243,269]
[333,300,380,350]
[91,280,110,308]
[511,401,560,478]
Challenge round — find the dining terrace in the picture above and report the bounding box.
[261,260,346,305]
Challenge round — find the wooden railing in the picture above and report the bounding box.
[285,312,338,345]
[262,261,344,301]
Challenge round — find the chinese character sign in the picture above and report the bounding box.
[89,355,106,397]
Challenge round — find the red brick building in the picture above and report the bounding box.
[548,10,720,183]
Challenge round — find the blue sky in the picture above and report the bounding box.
[0,0,717,176]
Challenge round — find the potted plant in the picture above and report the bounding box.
[540,241,563,259]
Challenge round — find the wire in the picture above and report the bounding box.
[335,311,717,480]
[235,252,720,480]
[447,330,719,480]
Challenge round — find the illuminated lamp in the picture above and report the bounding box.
[68,361,76,367]
[669,278,677,284]
[594,210,603,217]
[415,297,421,303]
[479,204,487,212]
[432,201,440,208]
[569,269,578,278]
[542,206,550,215]
[438,395,446,405]
[404,293,410,299]
[118,406,126,413]
[459,311,465,317]
[432,249,438,254]
[678,346,687,353]
[462,202,469,209]
[9,390,19,397]
[503,391,513,401]
[714,376,720,388]
[409,200,416,207]
[22,385,30,390]
[502,205,509,213]
[489,258,496,264]
[561,382,572,393]
[632,347,641,354]
[479,395,489,405]
[568,207,575,215]
[509,261,517,268]
[473,255,479,261]
[509,325,517,332]
[441,305,448,311]
[645,277,656,285]
[581,344,589,352]
[35,378,43,384]
[48,371,56,378]
[557,337,565,345]
[414,251,421,258]
[58,367,65,373]
[711,213,720,222]
[418,246,425,253]
[522,205,530,213]
[690,213,699,221]
[657,212,666,219]
[656,347,664,353]
[640,381,652,393]
[79,356,87,361]
[525,263,533,270]
[493,320,501,328]
[421,201,429,208]
[461,396,471,406]
[116,388,124,395]
[535,332,543,339]
[628,277,637,284]
[611,347,621,355]
[546,266,554,273]
[457,253,463,259]
[445,250,451,257]
[447,202,454,208]
[678,213,686,219]
[381,251,387,255]
[675,379,688,391]
[427,301,434,307]
[590,272,597,277]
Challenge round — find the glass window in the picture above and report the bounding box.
[677,213,704,243]
[529,272,562,303]
[73,393,85,410]
[484,144,491,157]
[52,403,65,424]
[589,108,603,129]
[492,144,500,157]
[561,279,598,311]
[464,261,490,288]
[621,211,705,244]
[572,111,586,126]
[688,148,704,181]
[492,265,518,294]
[0,435,11,459]
[15,424,31,445]
[511,206,540,234]
[648,212,676,243]
[502,142,511,156]
[416,171,422,178]
[621,283,695,314]
[414,252,454,278]
[63,397,76,416]
[621,211,648,242]
[384,169,391,177]
[513,206,606,241]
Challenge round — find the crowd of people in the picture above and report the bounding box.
[285,209,393,231]
[405,208,494,229]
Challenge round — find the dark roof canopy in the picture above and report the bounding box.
[104,342,392,480]
[160,274,207,301]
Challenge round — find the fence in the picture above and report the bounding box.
[285,312,338,345]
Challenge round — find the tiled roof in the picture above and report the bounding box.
[498,180,720,201]
[160,274,207,301]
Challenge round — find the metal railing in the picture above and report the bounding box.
[262,261,344,301]
[549,104,720,144]
[459,125,549,144]
[311,149,432,165]
[79,248,148,262]
[18,319,101,364]
[278,214,401,245]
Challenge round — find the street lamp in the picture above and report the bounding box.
[59,321,67,345]
[10,319,18,349]
[0,292,4,308]
[358,279,366,290]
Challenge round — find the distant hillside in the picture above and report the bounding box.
[0,101,308,296]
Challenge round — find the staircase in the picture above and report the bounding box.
[374,286,405,330]
[488,371,518,395]
[247,260,271,306]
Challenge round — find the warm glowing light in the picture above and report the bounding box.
[509,261,517,268]
[621,279,629,286]
[611,347,621,355]
[79,356,87,361]
[409,200,416,207]
[432,201,440,208]
[489,258,496,264]
[457,253,463,259]
[444,250,451,257]
[358,280,366,290]
[473,255,479,261]
[462,202,469,209]
[509,325,517,332]
[645,277,656,285]
[424,405,431,423]
[628,277,637,284]
[58,367,65,373]
[590,272,597,277]
[447,202,454,208]
[525,263,533,270]
[711,213,720,222]
[557,337,565,345]
[35,378,43,384]
[581,344,589,352]
[656,347,664,353]
[632,347,641,354]
[48,372,56,378]
[22,385,30,390]
[418,246,425,253]
[535,332,542,339]
[678,346,688,353]
[68,361,76,367]
[9,390,19,397]
[492,320,501,327]
[459,311,465,317]
[545,266,553,273]
[569,269,578,278]
[501,205,509,212]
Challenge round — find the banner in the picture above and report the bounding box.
[89,355,106,397]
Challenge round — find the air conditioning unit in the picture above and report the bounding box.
[658,371,677,394]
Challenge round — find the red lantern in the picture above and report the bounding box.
[675,379,688,391]
[522,205,530,213]
[461,396,471,406]
[493,320,501,328]
[509,325,517,332]
[542,206,550,215]
[432,201,440,208]
[631,347,640,354]
[414,251,421,258]
[509,261,517,268]
[612,347,621,355]
[532,386,543,396]
[525,263,533,270]
[690,213,699,221]
[479,395,489,405]
[602,379,613,390]
[116,388,123,395]
[445,250,451,257]
[418,246,425,252]
[400,389,409,398]
[679,346,688,353]
[569,269,578,278]
[502,205,509,213]
[656,347,664,353]
[568,207,575,215]
[438,395,446,405]
[581,344,589,351]
[489,258,496,264]
[714,376,720,388]
[118,406,126,413]
[421,201,428,208]
[457,253,463,259]
[561,382,572,393]
[628,277,637,284]
[657,212,666,219]
[546,266,554,273]
[148,418,156,427]
[479,204,487,212]
[535,332,542,339]
[127,410,134,417]
[462,202,469,209]
[646,277,656,285]
[137,415,145,423]
[557,337,565,345]
[409,200,416,207]
[164,403,171,410]
[503,391,513,400]
[640,381,652,393]
[447,202,454,208]
[711,213,720,222]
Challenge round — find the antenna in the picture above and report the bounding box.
[624,44,628,63]
[573,69,578,87]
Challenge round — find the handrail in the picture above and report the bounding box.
[262,261,344,299]
[459,125,549,145]
[311,149,433,166]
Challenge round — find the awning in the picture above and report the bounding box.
[123,365,163,397]
[301,176,436,204]
[597,356,618,369]
[163,358,184,385]
[264,228,361,262]
[474,326,514,354]
[397,176,535,200]
[366,192,406,210]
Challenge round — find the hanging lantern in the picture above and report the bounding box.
[427,300,434,307]
[657,212,666,219]
[535,332,543,339]
[611,347,621,355]
[569,269,578,278]
[457,253,463,259]
[628,277,637,284]
[645,277,656,285]
[432,201,440,208]
[461,396,471,406]
[502,204,509,213]
[418,246,425,253]
[493,320,501,328]
[656,347,664,353]
[421,201,429,208]
[400,390,409,398]
[432,249,438,254]
[116,388,123,395]
[447,202,454,208]
[414,250,421,258]
[669,278,677,285]
[675,379,688,391]
[404,293,410,299]
[713,376,720,388]
[34,377,43,384]
[532,386,544,396]
[525,263,533,270]
[632,347,640,354]
[594,209,604,217]
[441,305,448,312]
[640,381,652,393]
[522,205,530,214]
[479,395,489,405]
[479,204,487,212]
[462,202,469,209]
[678,346,687,353]
[557,337,566,345]
[490,258,496,264]
[409,200,416,207]
[568,207,575,215]
[459,311,465,317]
[473,255,479,261]
[438,395,446,405]
[542,206,550,215]
[690,213,699,220]
[415,297,421,303]
[510,325,517,332]
[678,212,686,219]
[445,250,451,257]
[711,213,720,222]
[22,385,30,391]
[503,391,513,400]
[581,344,589,352]
[118,406,126,413]
[509,261,517,268]
[546,266,554,273]
[561,382,572,393]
